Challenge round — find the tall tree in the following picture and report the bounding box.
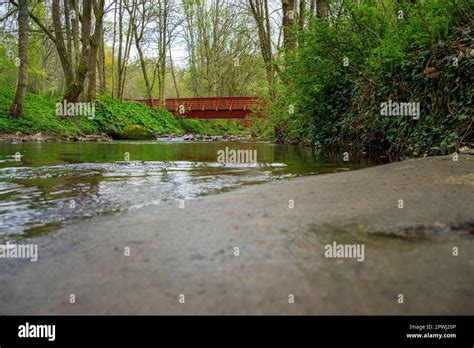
[249,0,276,98]
[157,0,169,100]
[116,0,134,100]
[10,0,28,118]
[127,0,154,106]
[9,0,95,102]
[62,0,92,101]
[87,0,106,100]
[298,0,305,29]
[282,0,296,51]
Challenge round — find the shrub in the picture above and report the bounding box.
[276,0,473,155]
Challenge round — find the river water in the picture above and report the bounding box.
[0,140,388,241]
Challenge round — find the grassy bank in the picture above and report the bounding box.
[0,88,250,138]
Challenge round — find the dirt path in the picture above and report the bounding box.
[1,154,473,314]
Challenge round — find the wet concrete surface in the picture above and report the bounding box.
[0,154,473,314]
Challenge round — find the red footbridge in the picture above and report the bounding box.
[128,97,266,126]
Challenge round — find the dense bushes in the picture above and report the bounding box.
[276,0,473,155]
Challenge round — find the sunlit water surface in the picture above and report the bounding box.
[0,140,390,240]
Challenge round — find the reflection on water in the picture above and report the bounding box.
[0,141,390,240]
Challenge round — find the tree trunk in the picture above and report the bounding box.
[136,39,154,107]
[10,0,28,118]
[63,0,73,68]
[87,0,105,100]
[72,0,80,74]
[52,0,74,90]
[169,43,180,98]
[282,0,297,51]
[116,0,122,98]
[183,0,199,96]
[309,0,316,17]
[316,0,327,18]
[129,0,153,107]
[88,38,98,100]
[111,0,117,97]
[99,28,107,93]
[63,0,92,102]
[119,6,134,100]
[299,0,305,29]
[159,2,168,101]
[249,0,276,99]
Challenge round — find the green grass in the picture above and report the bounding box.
[0,88,251,137]
[178,118,249,135]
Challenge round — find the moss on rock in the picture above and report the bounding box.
[121,125,155,140]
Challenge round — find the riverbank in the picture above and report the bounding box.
[0,132,258,143]
[0,89,254,140]
[275,0,473,157]
[0,153,472,314]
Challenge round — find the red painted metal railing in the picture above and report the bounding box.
[127,97,266,120]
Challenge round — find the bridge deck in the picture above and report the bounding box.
[128,97,265,119]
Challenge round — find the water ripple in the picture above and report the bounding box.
[0,161,287,240]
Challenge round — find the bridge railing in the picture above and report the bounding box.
[126,97,267,119]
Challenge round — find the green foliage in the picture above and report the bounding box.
[93,95,182,134]
[248,117,274,139]
[276,0,473,155]
[0,88,252,137]
[178,118,249,135]
[0,89,181,136]
[0,38,20,89]
[0,89,80,135]
[1,28,50,93]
